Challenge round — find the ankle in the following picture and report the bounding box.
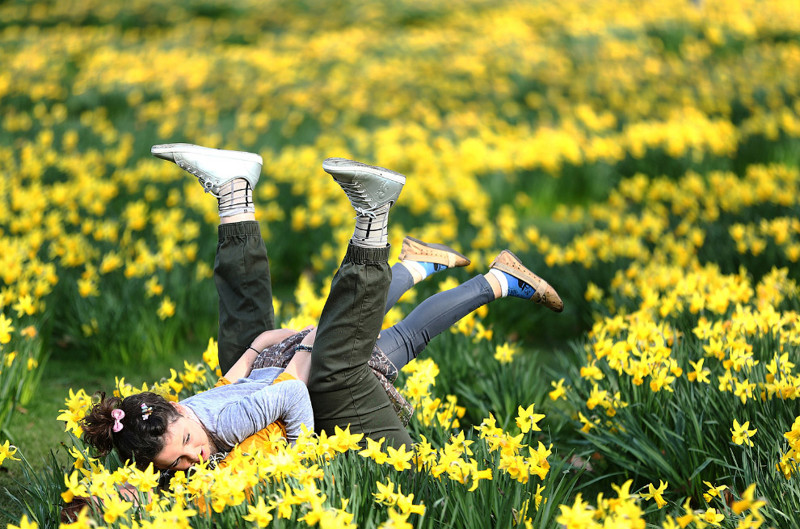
[220,212,256,224]
[401,260,446,284]
[401,261,426,284]
[488,268,537,299]
[350,204,390,248]
[484,271,504,299]
[218,178,255,218]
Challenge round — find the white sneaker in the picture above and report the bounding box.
[322,157,405,217]
[151,143,262,197]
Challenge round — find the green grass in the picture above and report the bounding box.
[0,346,198,525]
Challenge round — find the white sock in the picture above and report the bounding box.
[350,203,390,248]
[488,268,509,297]
[400,261,427,283]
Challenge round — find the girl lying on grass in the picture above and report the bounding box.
[80,144,563,472]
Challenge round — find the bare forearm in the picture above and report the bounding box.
[223,348,258,381]
[251,328,297,351]
[284,327,315,384]
[223,328,298,381]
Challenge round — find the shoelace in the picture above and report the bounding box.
[177,161,222,198]
[337,181,384,218]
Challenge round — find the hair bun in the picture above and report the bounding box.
[80,392,123,455]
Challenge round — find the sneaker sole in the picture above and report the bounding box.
[322,157,406,185]
[491,250,564,313]
[151,143,263,165]
[399,236,471,268]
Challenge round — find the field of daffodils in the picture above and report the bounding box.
[1,0,800,527]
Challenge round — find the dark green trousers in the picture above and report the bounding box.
[308,243,414,448]
[214,222,275,373]
[214,222,412,447]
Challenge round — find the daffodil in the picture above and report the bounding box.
[359,436,388,465]
[516,403,545,434]
[145,276,164,297]
[329,425,364,452]
[201,337,219,371]
[7,515,38,529]
[60,470,88,504]
[548,378,567,400]
[125,462,161,492]
[12,295,36,317]
[700,507,725,524]
[675,497,697,528]
[243,496,274,527]
[640,480,668,509]
[732,483,766,515]
[385,445,414,472]
[702,481,728,503]
[379,508,413,529]
[493,342,518,364]
[102,498,133,524]
[731,419,757,447]
[373,479,397,505]
[0,440,20,466]
[687,358,711,384]
[555,494,595,527]
[0,313,15,344]
[59,506,92,529]
[157,296,176,319]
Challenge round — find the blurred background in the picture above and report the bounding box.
[1,0,799,523]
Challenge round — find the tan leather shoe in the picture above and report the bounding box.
[490,250,564,313]
[398,236,471,268]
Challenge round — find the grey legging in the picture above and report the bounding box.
[376,265,495,370]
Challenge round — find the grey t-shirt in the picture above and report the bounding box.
[181,367,314,451]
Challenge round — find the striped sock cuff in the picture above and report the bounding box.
[488,268,509,297]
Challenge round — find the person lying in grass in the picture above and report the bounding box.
[80,144,563,472]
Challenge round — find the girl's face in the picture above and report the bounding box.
[153,408,214,471]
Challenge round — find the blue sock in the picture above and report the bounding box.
[420,262,446,276]
[506,274,536,299]
[490,269,536,299]
[405,261,447,281]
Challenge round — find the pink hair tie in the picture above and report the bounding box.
[111,408,125,432]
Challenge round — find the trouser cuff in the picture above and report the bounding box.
[345,243,390,264]
[218,221,261,239]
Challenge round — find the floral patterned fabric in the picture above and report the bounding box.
[252,329,414,426]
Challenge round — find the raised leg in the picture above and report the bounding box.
[308,244,412,447]
[378,249,565,370]
[151,143,274,373]
[308,156,412,447]
[384,264,416,315]
[214,221,275,373]
[377,275,494,369]
[384,236,471,314]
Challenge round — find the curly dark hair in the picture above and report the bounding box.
[81,391,181,469]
